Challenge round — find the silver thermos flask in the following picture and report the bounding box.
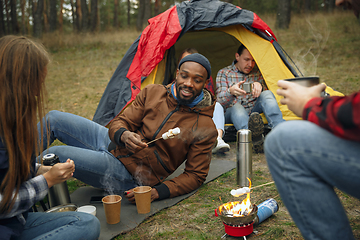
[236,129,252,187]
[42,153,71,208]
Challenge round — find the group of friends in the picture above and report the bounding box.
[177,45,285,156]
[1,0,359,239]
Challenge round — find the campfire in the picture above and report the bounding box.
[218,178,256,221]
[215,178,258,237]
[220,178,253,217]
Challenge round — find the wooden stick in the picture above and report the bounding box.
[231,181,275,197]
[251,181,275,190]
[147,137,163,145]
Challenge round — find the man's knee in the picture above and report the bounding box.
[260,90,276,100]
[265,121,294,149]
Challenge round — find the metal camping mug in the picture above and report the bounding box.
[236,129,252,187]
[283,77,329,97]
[242,82,252,93]
[42,153,71,208]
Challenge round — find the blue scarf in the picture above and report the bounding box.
[171,83,204,108]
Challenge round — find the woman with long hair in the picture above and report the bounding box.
[0,35,100,240]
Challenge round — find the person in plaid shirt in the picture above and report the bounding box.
[215,45,285,153]
[265,1,360,237]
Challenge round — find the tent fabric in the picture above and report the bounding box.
[93,0,342,127]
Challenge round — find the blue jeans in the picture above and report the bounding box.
[212,102,225,133]
[224,90,284,130]
[38,110,138,192]
[264,120,360,240]
[21,211,100,240]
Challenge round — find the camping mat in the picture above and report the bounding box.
[70,159,235,240]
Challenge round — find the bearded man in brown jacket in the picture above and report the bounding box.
[38,53,217,202]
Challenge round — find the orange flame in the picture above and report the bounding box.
[220,178,253,216]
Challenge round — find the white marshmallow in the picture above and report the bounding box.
[230,187,251,197]
[172,127,180,135]
[162,127,180,140]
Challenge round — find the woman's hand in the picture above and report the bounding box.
[36,165,51,176]
[43,159,75,188]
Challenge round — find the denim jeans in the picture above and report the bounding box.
[38,110,138,193]
[224,90,284,130]
[212,102,225,133]
[20,211,100,240]
[264,120,360,240]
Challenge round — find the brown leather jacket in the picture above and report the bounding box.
[108,83,217,199]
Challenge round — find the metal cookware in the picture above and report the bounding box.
[46,203,78,213]
[283,76,320,87]
[215,203,258,226]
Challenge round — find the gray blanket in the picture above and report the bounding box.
[70,159,235,240]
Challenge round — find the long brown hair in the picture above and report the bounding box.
[0,35,50,213]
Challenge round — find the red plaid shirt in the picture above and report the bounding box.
[215,62,267,113]
[303,91,360,142]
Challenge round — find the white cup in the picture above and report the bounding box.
[76,205,96,216]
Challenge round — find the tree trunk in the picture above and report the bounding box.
[143,0,151,27]
[90,0,97,32]
[114,0,118,28]
[20,0,26,34]
[10,0,19,34]
[304,0,311,13]
[33,0,44,37]
[30,0,34,27]
[43,0,49,32]
[0,0,6,36]
[136,0,144,31]
[59,0,64,32]
[49,0,56,32]
[327,0,335,12]
[5,0,11,34]
[127,0,130,26]
[69,0,77,31]
[26,0,31,34]
[241,0,247,8]
[80,0,88,31]
[154,0,160,16]
[276,0,291,29]
[76,0,81,31]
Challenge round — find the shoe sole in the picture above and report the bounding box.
[248,113,264,139]
[252,137,264,154]
[212,146,230,154]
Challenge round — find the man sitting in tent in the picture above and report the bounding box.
[215,45,285,153]
[38,53,217,202]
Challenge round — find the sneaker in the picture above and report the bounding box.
[212,137,230,154]
[248,112,264,153]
